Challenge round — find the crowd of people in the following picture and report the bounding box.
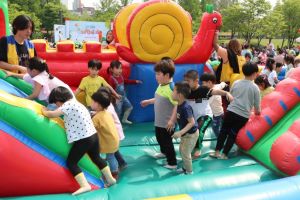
[1,14,300,195]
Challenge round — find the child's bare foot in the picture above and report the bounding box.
[193,150,201,159]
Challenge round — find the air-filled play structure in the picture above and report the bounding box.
[1,0,300,199]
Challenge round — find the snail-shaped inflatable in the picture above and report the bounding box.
[113,0,222,64]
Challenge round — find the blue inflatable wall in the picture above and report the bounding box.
[127,64,204,123]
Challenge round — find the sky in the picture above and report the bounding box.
[81,0,278,8]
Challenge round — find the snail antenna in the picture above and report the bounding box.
[206,4,214,13]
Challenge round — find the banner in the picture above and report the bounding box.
[54,24,66,42]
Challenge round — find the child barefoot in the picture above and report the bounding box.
[42,86,116,195]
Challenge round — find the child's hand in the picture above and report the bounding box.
[166,120,174,132]
[41,107,48,116]
[226,92,234,102]
[136,80,143,84]
[140,100,149,107]
[4,70,14,78]
[172,131,181,139]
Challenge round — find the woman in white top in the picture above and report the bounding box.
[6,57,73,103]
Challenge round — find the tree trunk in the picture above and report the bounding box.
[268,38,272,44]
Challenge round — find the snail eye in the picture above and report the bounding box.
[213,17,218,24]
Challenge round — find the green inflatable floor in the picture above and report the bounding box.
[6,123,281,200]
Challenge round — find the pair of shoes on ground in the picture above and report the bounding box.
[209,151,228,160]
[176,167,193,175]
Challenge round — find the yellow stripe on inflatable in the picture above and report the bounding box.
[129,1,192,62]
[114,3,140,48]
[147,194,192,200]
[0,90,64,128]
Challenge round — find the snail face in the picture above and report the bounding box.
[212,17,218,24]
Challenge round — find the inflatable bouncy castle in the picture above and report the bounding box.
[1,0,300,199]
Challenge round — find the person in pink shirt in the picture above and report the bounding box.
[258,49,268,65]
[6,56,72,103]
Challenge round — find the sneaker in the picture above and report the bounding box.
[176,167,186,174]
[122,119,132,124]
[218,154,228,160]
[154,153,166,159]
[209,151,220,158]
[163,164,177,170]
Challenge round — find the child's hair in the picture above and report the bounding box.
[254,74,271,89]
[154,57,175,78]
[175,81,191,98]
[97,86,113,102]
[12,15,35,35]
[48,86,73,104]
[242,62,259,76]
[88,59,102,70]
[28,57,54,79]
[107,60,122,74]
[265,58,275,71]
[245,52,251,59]
[275,62,283,69]
[284,54,294,65]
[91,90,111,109]
[200,73,216,84]
[184,70,198,81]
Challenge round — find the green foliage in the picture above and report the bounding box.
[178,0,202,34]
[221,3,244,38]
[281,0,300,47]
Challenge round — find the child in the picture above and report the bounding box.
[184,71,233,158]
[284,54,295,78]
[6,57,72,103]
[97,86,128,171]
[140,58,177,169]
[201,73,227,137]
[74,59,120,109]
[262,58,278,87]
[171,81,199,175]
[107,60,142,124]
[254,74,274,98]
[244,52,252,62]
[41,86,116,195]
[91,90,120,179]
[210,62,261,159]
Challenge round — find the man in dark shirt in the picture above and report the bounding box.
[0,15,36,73]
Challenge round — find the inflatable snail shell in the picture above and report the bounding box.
[114,0,222,64]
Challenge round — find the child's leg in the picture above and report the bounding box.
[114,99,123,119]
[106,153,119,179]
[155,127,166,156]
[194,116,212,156]
[86,134,116,186]
[159,128,177,167]
[213,111,235,157]
[67,137,94,195]
[212,115,224,138]
[122,97,133,124]
[222,114,248,156]
[180,131,199,173]
[115,150,127,169]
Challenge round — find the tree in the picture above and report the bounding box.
[178,0,202,34]
[8,3,42,39]
[281,0,300,47]
[221,3,244,38]
[240,0,271,43]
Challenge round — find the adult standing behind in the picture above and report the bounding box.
[213,31,245,85]
[0,15,36,74]
[101,30,115,49]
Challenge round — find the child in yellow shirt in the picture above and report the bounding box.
[91,89,120,179]
[75,59,120,108]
